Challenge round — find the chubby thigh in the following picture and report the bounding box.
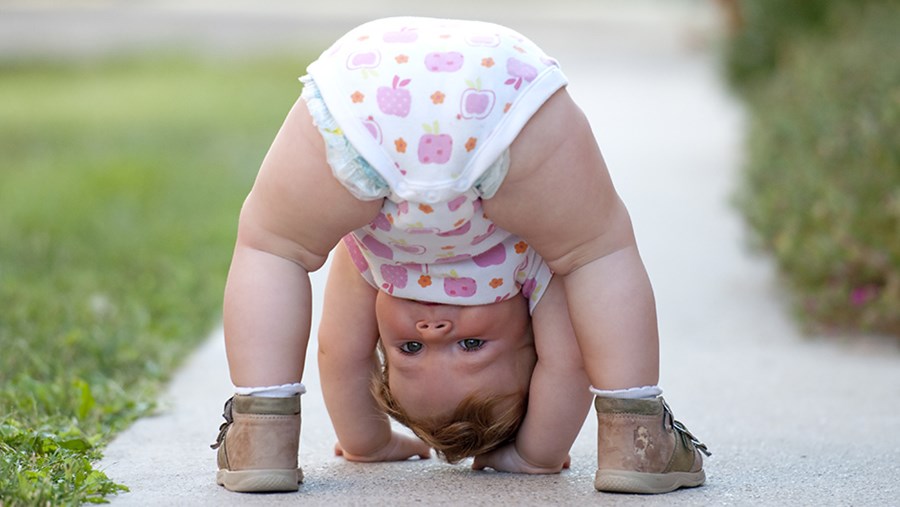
[484,88,636,275]
[237,97,384,271]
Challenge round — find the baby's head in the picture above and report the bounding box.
[370,292,536,462]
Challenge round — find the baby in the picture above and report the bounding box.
[211,16,709,495]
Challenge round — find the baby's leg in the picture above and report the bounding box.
[484,88,708,493]
[215,97,382,492]
[485,88,658,390]
[224,98,382,388]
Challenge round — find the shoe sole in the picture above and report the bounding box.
[216,468,304,492]
[594,469,706,494]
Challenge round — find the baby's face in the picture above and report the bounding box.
[375,292,536,422]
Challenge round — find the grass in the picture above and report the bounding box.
[0,53,307,505]
[728,2,900,337]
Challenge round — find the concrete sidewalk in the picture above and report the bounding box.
[13,1,893,504]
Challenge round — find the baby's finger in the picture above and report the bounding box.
[471,455,489,470]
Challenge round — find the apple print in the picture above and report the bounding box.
[390,241,427,255]
[418,121,452,165]
[444,276,477,298]
[346,50,381,70]
[383,27,418,43]
[464,33,501,47]
[362,234,393,260]
[540,56,560,68]
[425,51,464,72]
[370,212,391,231]
[381,264,408,294]
[473,243,506,267]
[470,223,497,245]
[459,78,495,120]
[522,277,537,299]
[362,116,383,144]
[434,253,472,264]
[377,75,412,117]
[505,58,538,90]
[436,221,471,237]
[341,236,370,273]
[447,195,468,211]
[405,226,441,234]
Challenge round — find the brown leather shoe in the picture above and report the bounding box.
[594,396,710,494]
[211,394,303,492]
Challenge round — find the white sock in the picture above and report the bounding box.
[590,385,662,399]
[234,382,307,398]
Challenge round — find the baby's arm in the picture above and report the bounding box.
[224,98,383,391]
[483,88,660,395]
[318,243,431,462]
[472,277,592,473]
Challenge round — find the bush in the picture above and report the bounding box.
[732,3,900,336]
[723,0,835,87]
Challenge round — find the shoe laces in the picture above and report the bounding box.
[662,398,711,457]
[210,396,234,450]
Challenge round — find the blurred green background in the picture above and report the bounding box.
[0,55,307,504]
[726,0,899,336]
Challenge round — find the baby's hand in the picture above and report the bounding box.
[472,443,570,474]
[334,431,431,463]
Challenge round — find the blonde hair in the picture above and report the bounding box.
[371,342,528,463]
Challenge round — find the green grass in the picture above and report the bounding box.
[729,2,900,337]
[0,54,307,505]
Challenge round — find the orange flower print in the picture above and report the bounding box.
[513,45,526,53]
[418,275,432,288]
[514,241,528,254]
[394,137,407,153]
[418,203,434,214]
[465,137,477,152]
[395,54,409,64]
[490,278,504,289]
[482,57,495,68]
[504,102,512,113]
[454,218,466,227]
[351,91,365,103]
[431,91,446,104]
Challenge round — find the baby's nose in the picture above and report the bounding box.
[415,320,452,336]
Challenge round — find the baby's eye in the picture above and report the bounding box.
[459,338,484,351]
[399,341,423,354]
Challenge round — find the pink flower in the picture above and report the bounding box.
[850,285,878,306]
